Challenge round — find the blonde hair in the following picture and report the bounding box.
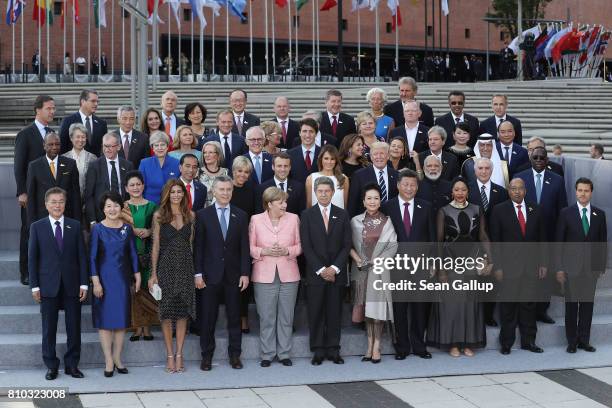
[173,125,197,149]
[262,186,289,210]
[355,111,375,130]
[232,155,253,174]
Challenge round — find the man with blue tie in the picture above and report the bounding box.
[205,109,248,171]
[29,187,88,380]
[495,120,528,178]
[243,126,273,185]
[194,175,250,371]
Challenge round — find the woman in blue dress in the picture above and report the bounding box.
[139,131,180,204]
[91,191,141,377]
[367,88,395,141]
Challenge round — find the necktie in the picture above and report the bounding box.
[279,182,285,192]
[44,126,54,136]
[455,117,461,124]
[49,160,56,179]
[378,170,387,202]
[123,134,130,158]
[403,202,411,237]
[305,150,312,171]
[480,185,489,211]
[516,204,526,237]
[219,207,228,239]
[535,173,542,204]
[164,116,171,136]
[504,146,510,162]
[322,206,329,232]
[223,136,232,167]
[109,160,119,193]
[85,117,92,143]
[254,155,262,183]
[236,115,243,134]
[186,183,192,210]
[582,207,590,235]
[331,115,338,136]
[54,220,63,251]
[281,121,287,144]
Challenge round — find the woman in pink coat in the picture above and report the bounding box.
[249,187,302,368]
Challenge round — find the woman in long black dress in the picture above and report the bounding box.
[148,179,195,373]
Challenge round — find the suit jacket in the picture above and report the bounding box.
[181,179,207,212]
[205,132,248,169]
[434,112,480,148]
[243,151,274,185]
[231,111,261,137]
[28,216,88,297]
[255,178,305,215]
[384,100,435,128]
[272,117,300,149]
[348,165,399,217]
[59,111,108,156]
[26,156,81,225]
[388,124,429,153]
[14,123,46,196]
[467,181,508,228]
[194,204,250,285]
[288,145,321,183]
[299,204,352,286]
[319,111,356,146]
[496,141,529,177]
[84,156,133,223]
[249,212,301,283]
[515,168,567,240]
[114,129,150,169]
[418,150,458,181]
[479,114,523,146]
[383,197,434,242]
[416,178,452,215]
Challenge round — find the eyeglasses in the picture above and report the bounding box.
[152,143,168,148]
[247,138,264,143]
[47,200,65,205]
[103,144,119,149]
[531,155,546,160]
[450,101,464,106]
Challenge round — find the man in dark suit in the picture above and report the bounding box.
[179,154,207,211]
[495,120,528,177]
[272,96,300,149]
[556,178,607,353]
[84,133,133,225]
[100,52,108,75]
[300,176,352,365]
[29,187,88,380]
[205,109,248,170]
[416,155,452,215]
[14,95,55,285]
[387,100,429,153]
[348,141,399,217]
[490,178,547,355]
[26,133,81,225]
[318,89,356,147]
[160,90,185,144]
[515,136,564,177]
[434,91,480,148]
[479,94,523,146]
[418,126,458,181]
[296,110,337,148]
[243,126,273,185]
[589,143,605,160]
[255,152,305,215]
[230,89,260,137]
[383,77,434,127]
[383,170,435,360]
[114,106,149,169]
[195,175,250,371]
[59,89,108,156]
[288,118,321,183]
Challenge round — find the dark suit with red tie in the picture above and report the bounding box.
[273,118,300,149]
[319,111,356,147]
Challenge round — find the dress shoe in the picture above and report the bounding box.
[566,344,577,353]
[230,356,243,369]
[260,360,271,367]
[103,370,114,377]
[311,355,323,366]
[280,359,293,366]
[331,356,344,364]
[143,335,154,341]
[64,368,84,378]
[536,314,556,324]
[45,369,58,380]
[485,319,498,327]
[114,365,128,374]
[361,356,372,362]
[394,353,407,360]
[416,351,432,359]
[129,334,141,342]
[521,344,544,353]
[578,343,596,352]
[371,358,381,364]
[241,328,250,334]
[20,276,29,286]
[200,358,212,371]
[500,347,511,355]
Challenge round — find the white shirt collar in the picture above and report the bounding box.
[276,116,289,123]
[34,120,47,137]
[106,155,119,163]
[78,110,91,122]
[513,200,526,208]
[404,122,419,130]
[215,202,230,211]
[495,115,507,122]
[577,202,591,213]
[46,155,58,166]
[180,177,193,188]
[532,168,545,178]
[315,133,322,147]
[327,111,339,122]
[318,203,331,214]
[452,113,465,122]
[249,151,262,161]
[301,144,315,155]
[477,179,491,190]
[274,176,287,187]
[120,129,132,138]
[398,195,414,208]
[374,165,388,175]
[48,215,64,230]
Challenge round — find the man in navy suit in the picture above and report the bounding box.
[29,187,88,380]
[243,126,273,185]
[318,89,356,147]
[495,120,528,177]
[515,137,564,177]
[178,154,207,211]
[516,146,567,324]
[230,89,261,137]
[434,91,480,148]
[383,77,434,127]
[114,106,150,169]
[255,152,305,215]
[387,100,429,152]
[195,175,250,371]
[205,109,248,170]
[272,96,300,149]
[556,178,607,353]
[14,95,55,285]
[59,89,108,156]
[418,126,458,181]
[383,169,435,360]
[348,141,399,217]
[479,94,523,146]
[288,118,321,183]
[160,90,185,144]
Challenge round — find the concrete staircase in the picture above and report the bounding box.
[1,78,612,159]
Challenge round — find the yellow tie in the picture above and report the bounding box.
[49,161,56,178]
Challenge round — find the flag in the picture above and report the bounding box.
[351,0,369,12]
[94,0,107,28]
[202,0,221,15]
[392,7,401,31]
[33,0,53,26]
[387,0,400,31]
[296,0,308,11]
[441,0,448,16]
[216,0,246,20]
[508,25,541,54]
[165,0,182,26]
[74,0,80,24]
[188,0,207,28]
[595,31,610,56]
[6,0,24,25]
[369,0,379,11]
[534,25,552,61]
[580,25,601,65]
[545,25,570,59]
[275,0,287,6]
[320,0,337,11]
[551,27,578,62]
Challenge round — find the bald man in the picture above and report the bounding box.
[160,90,185,142]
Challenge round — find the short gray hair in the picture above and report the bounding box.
[527,136,546,147]
[232,155,253,174]
[474,157,494,170]
[302,110,322,123]
[149,131,170,147]
[212,174,233,190]
[428,125,447,143]
[68,123,87,140]
[245,126,265,140]
[370,141,390,153]
[116,105,135,120]
[44,131,59,143]
[314,175,335,192]
[102,132,120,145]
[423,155,442,166]
[398,76,418,91]
[366,87,387,103]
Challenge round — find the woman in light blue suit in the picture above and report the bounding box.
[139,131,180,204]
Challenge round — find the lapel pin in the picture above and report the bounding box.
[264,158,269,162]
[545,180,550,184]
[593,212,598,216]
[231,213,237,218]
[332,215,337,219]
[66,225,71,229]
[288,187,292,192]
[528,207,533,212]
[417,204,422,209]
[492,189,498,193]
[170,172,175,176]
[244,120,249,124]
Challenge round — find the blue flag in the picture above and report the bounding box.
[216,0,247,21]
[5,0,23,25]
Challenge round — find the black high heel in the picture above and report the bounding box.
[361,356,372,362]
[104,367,114,377]
[114,364,129,374]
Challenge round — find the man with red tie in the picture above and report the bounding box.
[318,89,356,147]
[287,118,321,183]
[272,96,300,149]
[178,154,206,212]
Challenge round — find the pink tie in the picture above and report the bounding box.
[322,207,329,232]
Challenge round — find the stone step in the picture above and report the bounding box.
[0,281,34,305]
[0,252,18,281]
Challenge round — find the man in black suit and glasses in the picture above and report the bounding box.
[556,178,607,354]
[383,77,434,127]
[14,95,56,285]
[300,176,352,365]
[59,89,108,156]
[434,91,480,149]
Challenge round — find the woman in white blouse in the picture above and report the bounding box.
[305,144,349,209]
[62,123,97,198]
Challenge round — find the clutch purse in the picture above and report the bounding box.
[149,283,162,301]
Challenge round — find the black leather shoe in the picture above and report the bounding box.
[521,344,544,353]
[395,353,407,360]
[371,358,381,364]
[200,358,212,371]
[578,343,596,352]
[45,369,58,380]
[485,319,498,327]
[64,368,84,378]
[103,370,114,377]
[566,344,577,353]
[143,335,154,341]
[500,347,511,355]
[114,365,128,374]
[20,276,29,286]
[230,356,243,369]
[260,360,271,367]
[129,334,141,342]
[280,359,293,366]
[331,356,344,364]
[361,356,372,362]
[416,351,432,359]
[536,314,555,324]
[311,355,323,366]
[241,328,250,334]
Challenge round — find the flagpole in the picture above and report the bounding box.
[98,2,102,77]
[168,3,171,76]
[311,0,315,78]
[87,0,90,76]
[212,9,216,76]
[153,0,159,90]
[62,0,66,77]
[199,20,203,78]
[375,4,379,79]
[357,6,361,76]
[395,11,399,75]
[72,0,76,77]
[20,4,24,76]
[288,0,292,76]
[295,0,298,73]
[249,0,253,78]
[12,16,15,77]
[122,0,125,77]
[271,0,275,77]
[315,0,319,77]
[264,0,269,77]
[46,5,49,77]
[226,2,229,76]
[179,8,182,79]
[191,8,194,79]
[111,0,115,76]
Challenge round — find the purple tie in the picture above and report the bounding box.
[54,221,63,251]
[403,202,412,237]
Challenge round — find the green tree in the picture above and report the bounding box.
[486,0,553,39]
